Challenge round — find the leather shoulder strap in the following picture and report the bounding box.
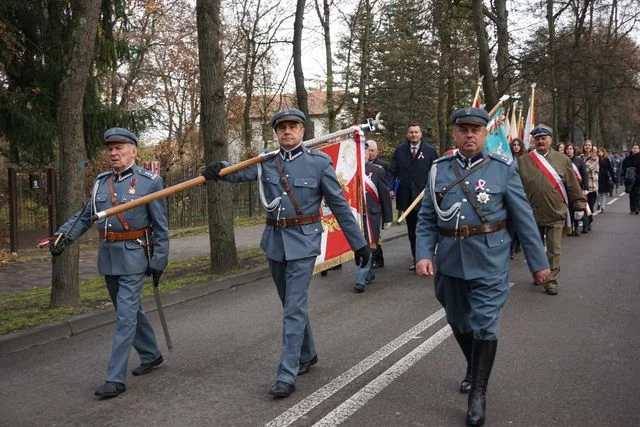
[109,175,131,231]
[450,157,492,223]
[274,156,303,216]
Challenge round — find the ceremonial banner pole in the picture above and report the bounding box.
[92,115,385,222]
[397,97,509,224]
[396,190,425,223]
[472,77,483,107]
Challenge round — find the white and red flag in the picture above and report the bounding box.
[509,105,519,142]
[314,128,367,273]
[522,83,536,149]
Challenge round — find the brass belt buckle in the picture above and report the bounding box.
[458,225,469,239]
[276,218,287,228]
[106,232,115,242]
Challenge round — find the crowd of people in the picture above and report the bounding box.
[47,107,639,427]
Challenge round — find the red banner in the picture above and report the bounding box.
[313,128,367,273]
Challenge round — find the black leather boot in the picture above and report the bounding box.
[452,329,473,393]
[466,339,498,426]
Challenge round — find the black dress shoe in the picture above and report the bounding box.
[268,381,295,397]
[94,381,126,398]
[409,265,416,271]
[132,355,163,376]
[298,355,318,376]
[353,283,365,293]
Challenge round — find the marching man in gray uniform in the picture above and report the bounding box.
[50,128,169,398]
[415,108,550,425]
[202,108,369,398]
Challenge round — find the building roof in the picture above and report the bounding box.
[228,90,346,122]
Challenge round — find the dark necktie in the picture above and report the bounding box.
[411,146,417,159]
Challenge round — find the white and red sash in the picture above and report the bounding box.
[364,173,380,205]
[571,163,582,184]
[571,162,592,215]
[530,150,568,205]
[530,150,572,225]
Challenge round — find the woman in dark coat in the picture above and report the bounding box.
[597,147,616,212]
[621,145,640,214]
[566,143,588,235]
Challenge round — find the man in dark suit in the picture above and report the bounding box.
[389,123,438,270]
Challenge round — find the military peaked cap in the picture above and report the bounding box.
[451,108,490,126]
[271,108,306,128]
[530,124,553,137]
[104,127,138,147]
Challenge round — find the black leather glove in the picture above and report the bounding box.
[201,162,225,181]
[354,245,371,267]
[49,234,66,257]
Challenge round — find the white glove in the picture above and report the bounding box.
[383,222,392,230]
[574,211,584,220]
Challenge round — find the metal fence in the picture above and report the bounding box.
[1,169,54,251]
[163,167,262,229]
[1,166,263,252]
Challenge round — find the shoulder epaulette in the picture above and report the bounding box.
[136,167,159,180]
[434,153,454,164]
[489,152,513,166]
[306,148,329,159]
[96,171,113,179]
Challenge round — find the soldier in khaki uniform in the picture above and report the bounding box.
[517,125,586,295]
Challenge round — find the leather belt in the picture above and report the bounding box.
[266,214,321,228]
[99,227,151,242]
[439,220,507,238]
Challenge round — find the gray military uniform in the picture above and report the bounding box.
[416,151,549,339]
[56,164,169,385]
[220,144,366,385]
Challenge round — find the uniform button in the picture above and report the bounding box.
[304,181,308,185]
[281,207,285,210]
[314,229,318,232]
[500,240,503,243]
[283,192,287,196]
[114,193,117,196]
[461,216,466,220]
[462,198,467,202]
[442,187,447,191]
[108,224,112,227]
[465,181,469,185]
[286,174,290,178]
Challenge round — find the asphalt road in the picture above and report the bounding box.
[1,194,639,426]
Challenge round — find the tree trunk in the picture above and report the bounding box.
[293,0,315,139]
[50,0,101,308]
[494,0,510,96]
[435,1,451,155]
[356,0,372,124]
[472,0,497,109]
[547,0,559,136]
[197,0,238,272]
[316,0,336,132]
[242,37,256,158]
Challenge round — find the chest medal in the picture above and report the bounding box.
[128,177,137,195]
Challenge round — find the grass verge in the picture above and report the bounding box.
[0,248,266,336]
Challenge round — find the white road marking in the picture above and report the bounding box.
[607,198,618,205]
[265,308,446,427]
[312,325,452,426]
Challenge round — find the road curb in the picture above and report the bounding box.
[0,229,407,357]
